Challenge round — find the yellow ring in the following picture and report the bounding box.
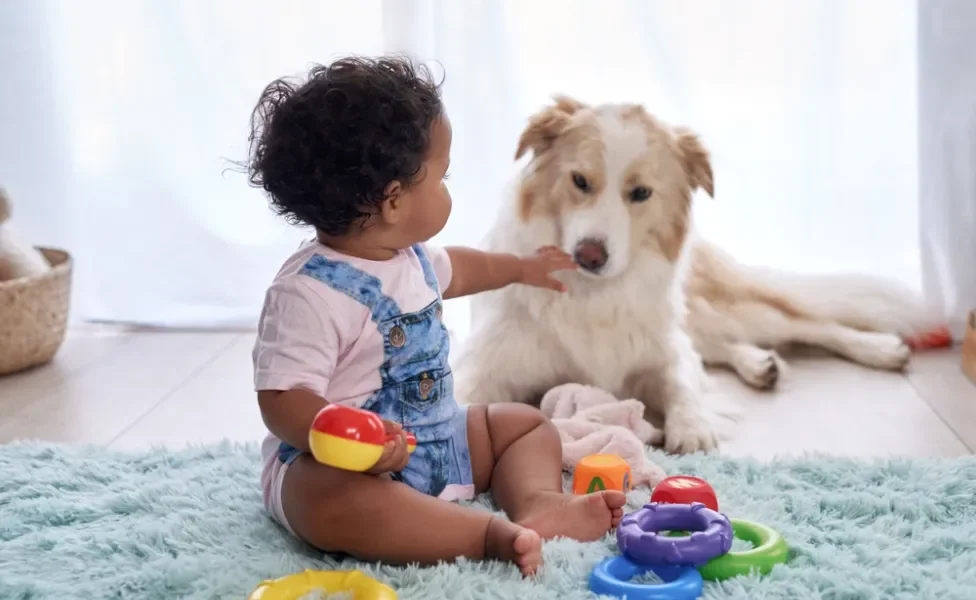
[248,569,397,600]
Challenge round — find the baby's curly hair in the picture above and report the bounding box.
[246,56,444,236]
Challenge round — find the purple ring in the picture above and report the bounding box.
[617,502,734,567]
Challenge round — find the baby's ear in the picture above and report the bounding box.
[674,127,714,198]
[378,180,404,225]
[514,95,586,160]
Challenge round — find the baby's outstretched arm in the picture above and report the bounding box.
[442,246,576,300]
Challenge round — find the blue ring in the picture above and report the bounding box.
[588,555,703,600]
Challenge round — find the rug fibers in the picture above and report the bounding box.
[2,442,976,599]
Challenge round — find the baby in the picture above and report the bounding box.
[248,56,626,576]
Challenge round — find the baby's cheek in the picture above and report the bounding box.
[438,187,453,215]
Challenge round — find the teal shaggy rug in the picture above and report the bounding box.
[3,443,976,600]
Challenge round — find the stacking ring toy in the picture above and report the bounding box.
[589,556,702,600]
[698,519,789,581]
[309,404,416,472]
[617,502,733,567]
[248,569,397,599]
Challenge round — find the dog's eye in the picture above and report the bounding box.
[629,186,653,203]
[571,172,590,192]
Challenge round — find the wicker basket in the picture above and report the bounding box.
[0,247,73,376]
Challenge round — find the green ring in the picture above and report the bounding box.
[697,519,789,581]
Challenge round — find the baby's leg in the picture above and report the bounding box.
[467,404,627,541]
[281,455,542,576]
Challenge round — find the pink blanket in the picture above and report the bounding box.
[540,383,666,489]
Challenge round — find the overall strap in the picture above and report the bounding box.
[299,254,401,323]
[412,244,441,296]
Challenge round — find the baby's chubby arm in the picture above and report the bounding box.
[254,280,337,454]
[258,389,410,473]
[258,388,326,453]
[442,246,577,300]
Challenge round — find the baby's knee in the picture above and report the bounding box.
[486,402,553,438]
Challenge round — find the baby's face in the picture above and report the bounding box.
[397,114,454,244]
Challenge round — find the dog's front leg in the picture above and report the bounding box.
[633,328,719,454]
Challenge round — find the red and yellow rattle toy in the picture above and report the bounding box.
[309,404,416,471]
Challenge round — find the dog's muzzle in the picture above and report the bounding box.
[573,237,609,274]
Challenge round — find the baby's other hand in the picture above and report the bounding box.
[519,246,577,292]
[367,420,411,475]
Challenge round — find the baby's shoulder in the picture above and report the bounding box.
[264,246,371,328]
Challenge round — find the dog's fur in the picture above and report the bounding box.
[453,97,941,454]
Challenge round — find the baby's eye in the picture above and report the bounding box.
[443,171,452,180]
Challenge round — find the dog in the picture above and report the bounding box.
[452,96,940,454]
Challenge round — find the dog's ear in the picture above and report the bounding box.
[674,127,714,198]
[514,95,586,160]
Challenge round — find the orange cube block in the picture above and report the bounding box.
[572,454,632,495]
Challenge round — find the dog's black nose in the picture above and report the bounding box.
[573,238,609,273]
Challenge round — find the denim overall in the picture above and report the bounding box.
[277,245,473,498]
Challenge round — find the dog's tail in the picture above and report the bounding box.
[744,267,944,338]
[692,241,944,338]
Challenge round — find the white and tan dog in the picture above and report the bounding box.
[453,96,940,454]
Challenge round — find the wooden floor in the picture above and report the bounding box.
[1,326,974,460]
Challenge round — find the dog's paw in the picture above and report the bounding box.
[663,409,719,454]
[643,426,666,446]
[847,332,912,371]
[735,350,785,390]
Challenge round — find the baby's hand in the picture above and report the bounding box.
[367,420,411,475]
[519,246,577,292]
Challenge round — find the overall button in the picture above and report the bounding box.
[419,377,435,399]
[435,304,443,319]
[390,326,407,348]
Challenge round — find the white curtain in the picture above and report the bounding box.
[918,0,976,339]
[3,0,946,340]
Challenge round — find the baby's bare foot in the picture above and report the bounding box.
[485,516,543,577]
[516,490,627,542]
